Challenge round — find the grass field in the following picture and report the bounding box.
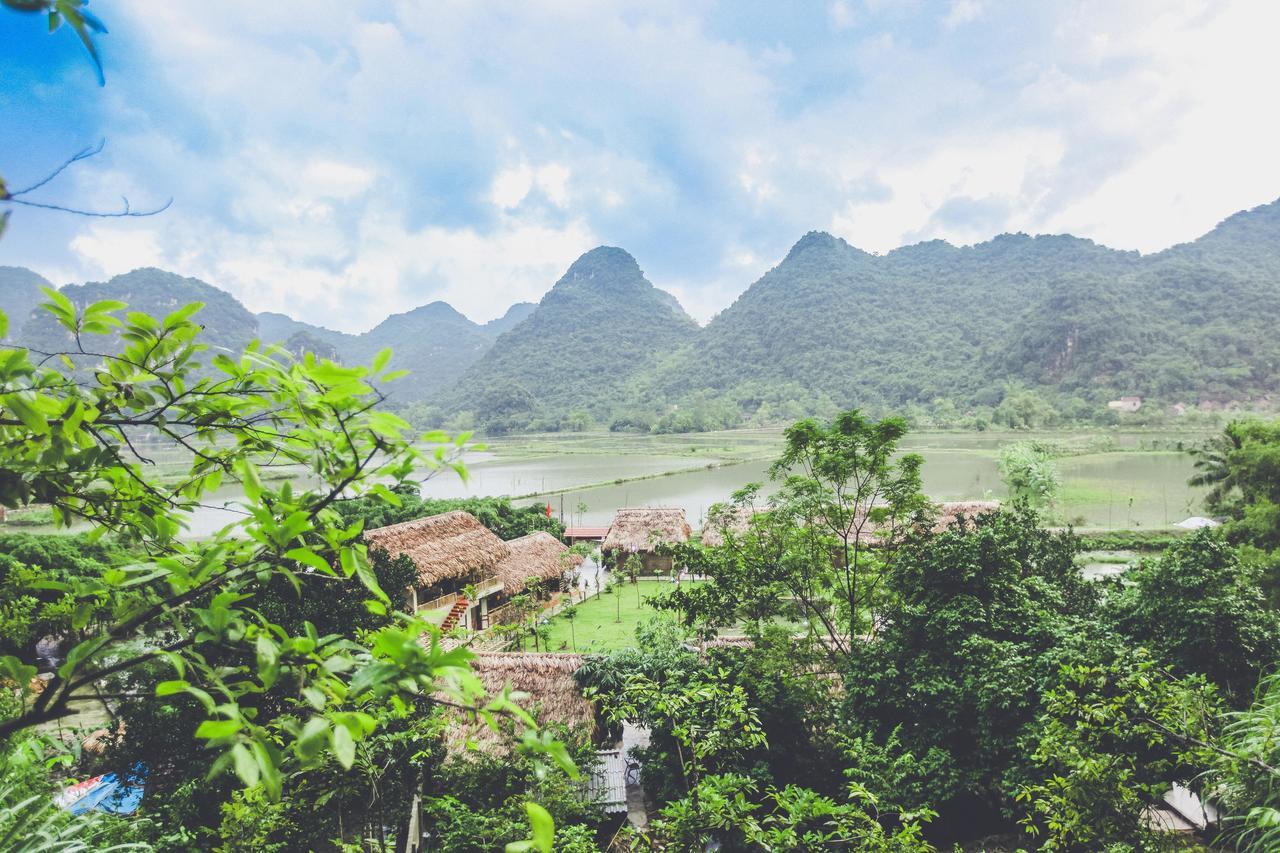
[542,579,687,653]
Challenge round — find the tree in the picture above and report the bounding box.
[1016,652,1221,851]
[601,671,767,797]
[657,411,927,656]
[1106,529,1280,706]
[768,411,927,645]
[561,605,578,652]
[0,294,567,799]
[624,552,643,606]
[997,441,1060,511]
[842,505,1101,818]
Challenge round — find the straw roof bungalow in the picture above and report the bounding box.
[440,652,595,754]
[364,510,509,587]
[602,507,691,553]
[932,500,1001,533]
[495,531,584,595]
[699,504,758,548]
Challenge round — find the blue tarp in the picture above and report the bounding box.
[61,764,147,815]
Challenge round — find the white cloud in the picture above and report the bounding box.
[7,0,1278,329]
[490,165,535,210]
[944,1,983,29]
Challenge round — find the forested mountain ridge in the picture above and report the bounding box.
[621,199,1280,431]
[17,268,260,358]
[0,266,53,341]
[6,197,1280,432]
[436,246,700,432]
[5,267,534,404]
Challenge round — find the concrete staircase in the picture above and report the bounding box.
[441,596,469,631]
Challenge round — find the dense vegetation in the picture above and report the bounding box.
[5,280,1280,848]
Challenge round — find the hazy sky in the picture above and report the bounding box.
[3,1,1279,331]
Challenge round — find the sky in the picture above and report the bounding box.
[2,0,1279,332]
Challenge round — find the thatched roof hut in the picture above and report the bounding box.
[364,510,509,586]
[602,507,691,553]
[932,501,1001,533]
[440,652,595,754]
[698,504,759,547]
[495,532,583,595]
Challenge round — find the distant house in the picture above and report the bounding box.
[494,531,583,596]
[563,525,610,546]
[1108,396,1143,413]
[602,507,691,575]
[364,510,508,630]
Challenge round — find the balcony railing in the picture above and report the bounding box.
[416,590,459,615]
[474,574,503,598]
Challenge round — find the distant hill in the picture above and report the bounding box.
[0,266,53,341]
[8,196,1280,433]
[637,200,1280,427]
[257,312,354,352]
[341,302,496,402]
[18,268,260,358]
[4,266,532,406]
[483,302,536,337]
[439,246,700,432]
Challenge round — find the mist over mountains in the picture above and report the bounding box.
[4,197,1280,433]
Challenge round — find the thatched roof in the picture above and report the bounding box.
[698,504,758,547]
[364,510,509,587]
[602,507,691,552]
[932,501,1001,533]
[495,532,583,595]
[440,652,595,754]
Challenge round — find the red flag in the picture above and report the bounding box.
[545,503,552,518]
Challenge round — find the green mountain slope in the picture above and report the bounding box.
[440,246,700,432]
[633,201,1280,425]
[17,268,260,358]
[257,302,535,401]
[343,302,495,403]
[483,302,536,337]
[0,267,54,341]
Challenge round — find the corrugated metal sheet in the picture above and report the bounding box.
[587,749,629,814]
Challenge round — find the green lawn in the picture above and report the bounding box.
[542,579,689,653]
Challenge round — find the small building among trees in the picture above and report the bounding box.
[602,507,691,575]
[1108,396,1143,413]
[364,510,508,630]
[494,531,583,596]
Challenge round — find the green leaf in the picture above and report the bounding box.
[195,719,241,740]
[0,656,37,691]
[231,743,259,787]
[505,802,555,853]
[41,286,75,330]
[331,723,356,770]
[0,309,7,339]
[155,679,189,696]
[162,302,204,330]
[371,347,392,373]
[354,552,390,605]
[286,547,332,574]
[251,739,282,801]
[256,634,280,689]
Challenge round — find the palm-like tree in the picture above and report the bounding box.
[1190,423,1246,514]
